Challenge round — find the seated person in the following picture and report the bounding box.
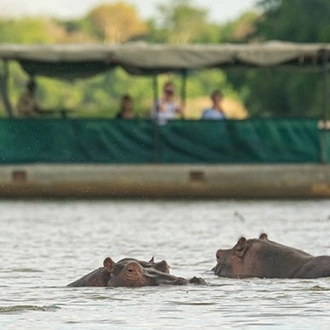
[201,90,226,120]
[152,81,184,125]
[16,79,53,118]
[116,94,136,119]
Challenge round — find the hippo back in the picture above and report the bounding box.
[67,266,111,287]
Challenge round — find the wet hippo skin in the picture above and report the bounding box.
[67,257,162,287]
[214,233,330,279]
[68,256,205,287]
[107,261,206,287]
[67,257,114,287]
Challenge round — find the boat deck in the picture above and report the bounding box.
[2,164,330,199]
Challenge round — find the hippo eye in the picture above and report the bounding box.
[127,268,134,272]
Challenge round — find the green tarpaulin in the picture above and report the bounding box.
[0,118,323,164]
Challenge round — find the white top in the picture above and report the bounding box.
[152,100,179,125]
[201,108,225,120]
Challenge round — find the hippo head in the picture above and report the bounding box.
[107,261,148,287]
[107,260,203,287]
[213,233,316,279]
[213,237,251,278]
[213,234,281,278]
[111,257,170,277]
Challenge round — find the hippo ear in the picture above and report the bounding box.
[235,237,248,258]
[259,233,268,240]
[103,257,115,270]
[149,256,155,263]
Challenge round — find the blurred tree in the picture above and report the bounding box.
[220,11,259,42]
[86,2,148,43]
[150,0,221,44]
[226,0,330,117]
[54,18,96,43]
[0,2,255,118]
[256,0,330,42]
[0,18,53,44]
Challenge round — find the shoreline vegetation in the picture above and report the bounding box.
[0,0,329,119]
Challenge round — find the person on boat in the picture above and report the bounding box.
[152,81,184,125]
[201,90,226,120]
[16,79,53,118]
[116,94,136,119]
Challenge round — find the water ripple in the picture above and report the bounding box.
[0,305,60,313]
[1,200,330,329]
[2,268,43,273]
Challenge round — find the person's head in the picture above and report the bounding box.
[119,94,135,118]
[120,94,133,111]
[163,81,175,98]
[210,90,222,105]
[26,79,36,93]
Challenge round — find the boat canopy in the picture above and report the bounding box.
[0,41,329,79]
[0,41,329,163]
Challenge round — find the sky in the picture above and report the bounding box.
[1,0,258,23]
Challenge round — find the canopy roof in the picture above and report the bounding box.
[0,41,329,79]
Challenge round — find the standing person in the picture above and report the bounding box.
[16,79,53,118]
[152,81,184,125]
[201,90,226,120]
[116,94,136,119]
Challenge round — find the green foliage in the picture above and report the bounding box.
[57,17,94,39]
[256,0,330,42]
[0,1,229,117]
[85,3,147,43]
[0,18,53,44]
[229,68,323,117]
[2,0,328,118]
[220,11,259,42]
[147,0,221,44]
[226,0,330,117]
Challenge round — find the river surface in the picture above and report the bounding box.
[1,199,330,329]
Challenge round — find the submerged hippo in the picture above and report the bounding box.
[67,257,114,287]
[113,257,170,276]
[67,256,169,287]
[213,233,330,279]
[108,261,205,287]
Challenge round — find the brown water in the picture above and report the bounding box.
[1,199,330,329]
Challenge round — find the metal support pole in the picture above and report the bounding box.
[321,49,329,164]
[0,60,14,117]
[152,73,160,163]
[180,69,187,119]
